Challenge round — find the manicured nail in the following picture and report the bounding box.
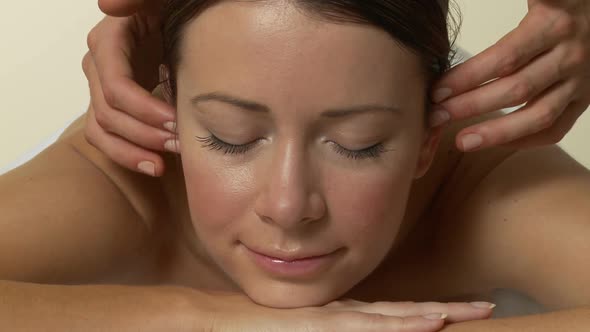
[423,313,448,320]
[461,134,483,151]
[433,88,453,103]
[137,161,156,176]
[164,121,177,132]
[164,139,180,153]
[470,302,497,309]
[429,109,451,127]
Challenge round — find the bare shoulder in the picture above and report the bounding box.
[0,112,166,284]
[431,131,590,309]
[57,113,168,230]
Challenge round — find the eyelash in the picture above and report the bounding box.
[331,142,389,160]
[195,134,390,160]
[195,135,259,155]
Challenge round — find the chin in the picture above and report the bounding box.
[238,278,351,309]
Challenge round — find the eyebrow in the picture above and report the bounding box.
[191,92,402,118]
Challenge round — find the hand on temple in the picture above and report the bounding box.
[83,0,175,177]
[85,0,590,176]
[98,0,163,17]
[431,0,590,152]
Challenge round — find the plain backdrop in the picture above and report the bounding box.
[1,0,588,170]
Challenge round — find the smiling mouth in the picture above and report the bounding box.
[243,244,342,278]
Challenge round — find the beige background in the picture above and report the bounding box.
[0,0,588,170]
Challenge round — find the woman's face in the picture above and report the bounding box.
[173,1,440,308]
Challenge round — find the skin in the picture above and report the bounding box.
[2,1,590,330]
[167,1,439,308]
[86,0,590,176]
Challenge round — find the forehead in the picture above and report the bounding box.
[177,1,425,109]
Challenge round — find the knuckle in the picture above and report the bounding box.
[101,84,120,109]
[81,52,93,77]
[364,312,387,328]
[566,44,588,68]
[509,80,535,105]
[84,123,99,147]
[552,15,577,39]
[457,97,480,117]
[537,107,559,130]
[84,128,95,146]
[94,107,114,132]
[86,27,98,51]
[496,52,520,76]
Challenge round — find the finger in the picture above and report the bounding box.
[85,107,167,177]
[336,301,494,324]
[98,0,146,16]
[502,100,587,149]
[87,55,176,152]
[455,79,577,151]
[437,45,568,122]
[330,311,445,332]
[432,9,575,102]
[89,17,175,129]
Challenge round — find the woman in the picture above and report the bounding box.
[1,0,590,331]
[86,0,590,176]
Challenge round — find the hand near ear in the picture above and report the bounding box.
[98,0,163,17]
[83,1,176,177]
[431,0,590,152]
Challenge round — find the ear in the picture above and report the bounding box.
[413,125,444,180]
[159,64,175,105]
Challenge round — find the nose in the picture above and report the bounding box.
[254,141,326,230]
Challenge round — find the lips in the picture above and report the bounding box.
[244,244,337,262]
[244,244,341,278]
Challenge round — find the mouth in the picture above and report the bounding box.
[243,244,342,278]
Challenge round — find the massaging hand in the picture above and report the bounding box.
[83,0,174,177]
[431,0,590,152]
[192,290,494,332]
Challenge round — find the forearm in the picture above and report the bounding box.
[442,306,590,331]
[0,279,207,331]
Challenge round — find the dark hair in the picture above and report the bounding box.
[161,0,460,113]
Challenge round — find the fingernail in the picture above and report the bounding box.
[164,139,180,153]
[429,109,451,127]
[164,121,177,133]
[433,88,453,103]
[470,302,497,309]
[138,161,156,177]
[461,134,483,151]
[422,313,448,320]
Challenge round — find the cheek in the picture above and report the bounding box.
[324,161,416,246]
[181,152,255,234]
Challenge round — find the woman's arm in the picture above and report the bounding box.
[431,143,590,330]
[0,280,205,331]
[0,109,211,330]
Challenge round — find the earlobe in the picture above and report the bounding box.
[413,126,443,179]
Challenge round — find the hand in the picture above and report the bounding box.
[430,0,590,152]
[193,290,495,332]
[83,0,176,177]
[98,0,163,17]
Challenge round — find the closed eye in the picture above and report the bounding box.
[195,134,260,155]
